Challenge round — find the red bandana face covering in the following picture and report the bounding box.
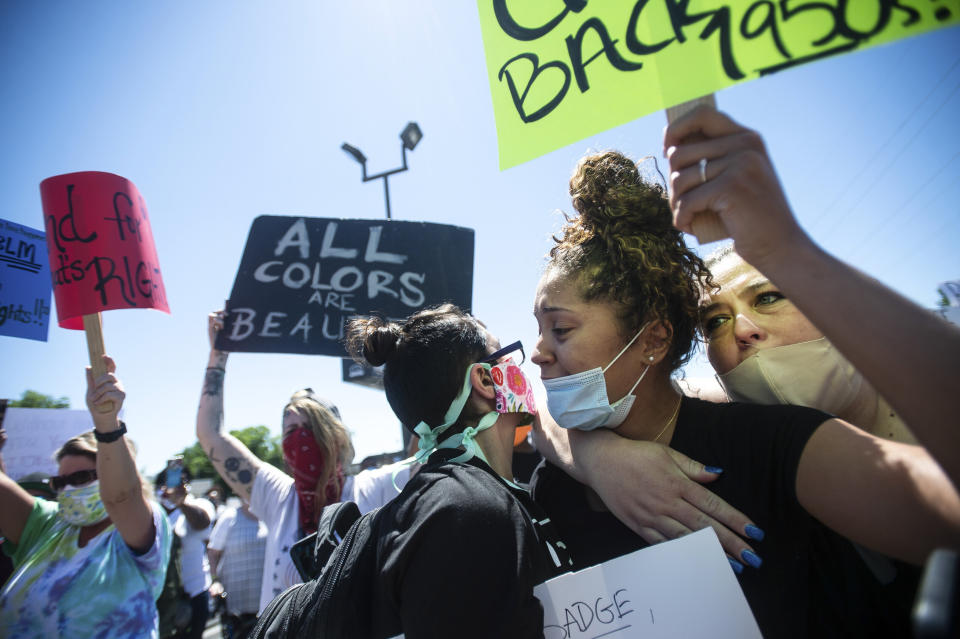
[282,426,345,535]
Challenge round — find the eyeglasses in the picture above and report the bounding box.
[50,469,98,491]
[480,340,525,366]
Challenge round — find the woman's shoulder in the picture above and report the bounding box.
[682,396,831,428]
[397,461,521,522]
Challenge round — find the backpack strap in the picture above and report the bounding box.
[314,501,362,573]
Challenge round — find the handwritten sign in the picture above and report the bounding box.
[534,528,761,638]
[1,408,97,480]
[217,216,474,356]
[0,219,51,341]
[477,0,959,168]
[39,171,169,329]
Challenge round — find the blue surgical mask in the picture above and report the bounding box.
[543,324,650,431]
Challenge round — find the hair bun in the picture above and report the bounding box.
[566,151,671,241]
[569,151,641,220]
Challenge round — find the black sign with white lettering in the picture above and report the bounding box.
[216,216,474,356]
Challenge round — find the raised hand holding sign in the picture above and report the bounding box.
[40,171,169,410]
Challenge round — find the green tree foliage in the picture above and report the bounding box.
[10,390,70,408]
[179,425,284,497]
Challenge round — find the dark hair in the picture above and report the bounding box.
[344,304,489,433]
[547,151,713,371]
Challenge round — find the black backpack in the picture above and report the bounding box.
[249,501,380,638]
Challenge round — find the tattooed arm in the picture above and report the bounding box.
[196,311,265,503]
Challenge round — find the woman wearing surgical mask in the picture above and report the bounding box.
[530,148,960,638]
[701,245,917,444]
[254,304,571,638]
[0,355,172,637]
[198,310,356,614]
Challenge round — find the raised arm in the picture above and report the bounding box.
[0,443,34,544]
[196,310,264,503]
[664,106,960,486]
[533,412,762,563]
[797,418,960,564]
[86,355,155,550]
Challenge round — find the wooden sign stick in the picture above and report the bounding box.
[83,312,114,413]
[665,93,728,244]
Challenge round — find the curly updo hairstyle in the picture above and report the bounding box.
[548,151,713,371]
[345,304,489,434]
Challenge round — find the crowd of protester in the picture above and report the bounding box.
[0,107,958,637]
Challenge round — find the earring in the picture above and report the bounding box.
[648,355,655,361]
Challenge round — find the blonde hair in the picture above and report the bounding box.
[283,392,355,491]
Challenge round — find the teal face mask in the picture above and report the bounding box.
[413,363,500,468]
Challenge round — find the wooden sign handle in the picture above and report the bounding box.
[665,93,728,244]
[83,313,114,414]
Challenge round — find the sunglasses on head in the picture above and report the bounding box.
[50,469,98,491]
[480,340,525,366]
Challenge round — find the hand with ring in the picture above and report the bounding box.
[663,106,809,271]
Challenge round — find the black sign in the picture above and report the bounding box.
[216,216,474,356]
[341,358,384,390]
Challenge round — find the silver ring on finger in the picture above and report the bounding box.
[699,157,708,184]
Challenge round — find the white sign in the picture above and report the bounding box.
[2,408,95,480]
[534,528,762,639]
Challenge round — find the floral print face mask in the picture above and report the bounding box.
[57,480,109,527]
[490,359,537,418]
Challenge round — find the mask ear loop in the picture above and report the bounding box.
[602,322,652,404]
[602,322,650,374]
[412,363,486,464]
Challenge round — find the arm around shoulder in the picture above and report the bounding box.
[796,417,960,565]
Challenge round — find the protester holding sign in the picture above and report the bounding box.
[0,355,171,637]
[197,310,356,613]
[699,243,919,444]
[529,147,960,637]
[253,304,572,637]
[664,105,960,487]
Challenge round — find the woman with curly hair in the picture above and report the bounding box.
[529,134,960,637]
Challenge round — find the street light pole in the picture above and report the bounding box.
[341,122,422,220]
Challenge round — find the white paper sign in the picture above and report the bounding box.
[2,408,95,480]
[534,528,762,639]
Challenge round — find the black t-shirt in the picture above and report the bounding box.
[368,450,571,639]
[531,397,918,638]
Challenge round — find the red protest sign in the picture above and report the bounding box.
[40,171,169,329]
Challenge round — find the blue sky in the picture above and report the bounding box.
[1,2,958,476]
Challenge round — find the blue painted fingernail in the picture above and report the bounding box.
[704,466,723,474]
[745,524,765,541]
[741,549,762,569]
[728,557,744,574]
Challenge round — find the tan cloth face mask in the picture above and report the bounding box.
[717,337,866,416]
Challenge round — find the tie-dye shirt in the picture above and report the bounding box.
[0,497,171,638]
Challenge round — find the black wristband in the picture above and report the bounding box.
[94,421,127,443]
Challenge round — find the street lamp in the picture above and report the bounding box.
[341,121,423,220]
